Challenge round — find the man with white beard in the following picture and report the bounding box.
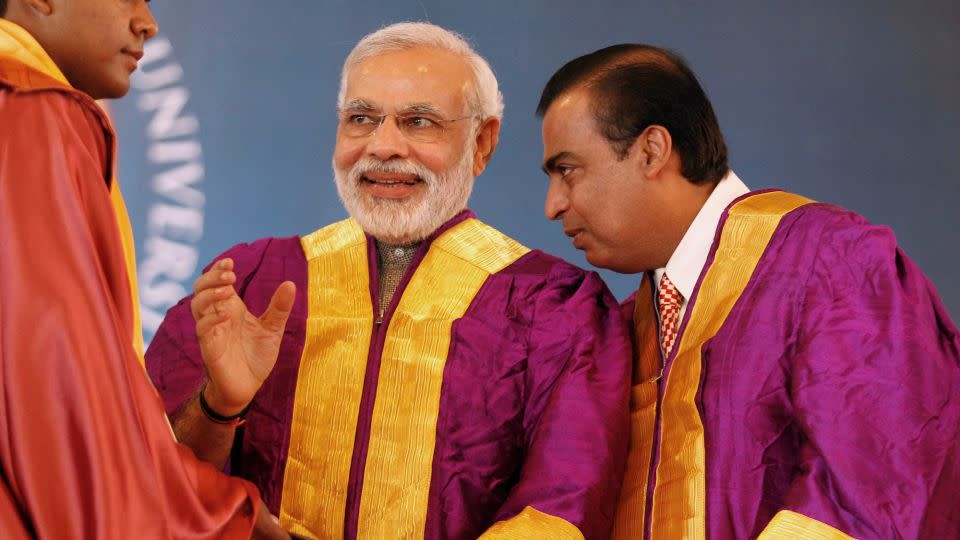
[145,22,631,540]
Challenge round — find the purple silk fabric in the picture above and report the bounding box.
[424,250,631,540]
[146,215,631,540]
[146,236,309,513]
[626,196,960,539]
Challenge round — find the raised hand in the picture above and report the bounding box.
[190,258,296,416]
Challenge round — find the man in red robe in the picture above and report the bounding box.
[0,1,289,537]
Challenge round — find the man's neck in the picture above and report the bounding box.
[656,175,718,268]
[655,171,750,302]
[374,239,421,324]
[0,18,69,87]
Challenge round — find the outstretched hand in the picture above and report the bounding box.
[191,258,296,416]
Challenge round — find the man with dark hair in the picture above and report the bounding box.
[539,43,960,539]
[0,0,289,537]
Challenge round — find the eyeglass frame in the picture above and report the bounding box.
[336,104,480,143]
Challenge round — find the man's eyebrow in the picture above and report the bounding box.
[341,99,379,112]
[398,103,443,116]
[339,101,443,116]
[542,152,574,175]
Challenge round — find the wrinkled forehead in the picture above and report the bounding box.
[343,47,475,115]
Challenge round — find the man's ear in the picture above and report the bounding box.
[3,0,55,21]
[23,0,54,16]
[472,116,500,177]
[633,124,673,179]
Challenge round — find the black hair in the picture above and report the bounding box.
[537,44,728,185]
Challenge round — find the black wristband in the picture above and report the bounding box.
[198,385,251,425]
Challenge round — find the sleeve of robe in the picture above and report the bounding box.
[480,264,632,540]
[0,88,261,538]
[758,211,960,539]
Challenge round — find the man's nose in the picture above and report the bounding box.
[544,177,569,221]
[133,1,160,41]
[366,115,410,161]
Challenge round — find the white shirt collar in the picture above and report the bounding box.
[654,170,750,300]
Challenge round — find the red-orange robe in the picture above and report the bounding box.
[0,19,260,538]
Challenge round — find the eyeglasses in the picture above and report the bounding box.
[337,110,475,143]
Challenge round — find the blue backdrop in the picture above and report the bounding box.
[109,1,960,342]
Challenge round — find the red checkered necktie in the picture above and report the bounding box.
[657,273,683,356]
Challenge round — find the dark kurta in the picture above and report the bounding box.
[619,191,960,539]
[0,20,260,539]
[147,212,632,539]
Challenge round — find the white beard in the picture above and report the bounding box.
[333,145,475,244]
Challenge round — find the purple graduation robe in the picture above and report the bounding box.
[613,190,960,539]
[146,210,631,540]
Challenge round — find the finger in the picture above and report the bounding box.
[193,258,237,295]
[193,269,236,298]
[191,286,231,320]
[259,281,296,333]
[191,286,235,321]
[195,309,230,341]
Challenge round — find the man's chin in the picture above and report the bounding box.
[87,75,132,101]
[359,195,419,212]
[362,221,428,244]
[351,204,431,243]
[586,250,651,274]
[584,249,619,272]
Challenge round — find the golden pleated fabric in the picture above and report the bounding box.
[108,181,145,360]
[479,505,584,539]
[612,274,661,539]
[357,218,529,538]
[650,192,813,539]
[280,220,372,539]
[759,510,856,540]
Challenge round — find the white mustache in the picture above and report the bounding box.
[348,157,437,185]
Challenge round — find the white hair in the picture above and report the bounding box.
[337,22,504,120]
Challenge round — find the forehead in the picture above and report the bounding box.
[541,87,604,159]
[343,47,474,113]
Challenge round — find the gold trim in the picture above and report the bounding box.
[279,219,372,539]
[650,192,814,539]
[479,506,584,540]
[357,218,529,538]
[611,382,658,539]
[612,275,659,539]
[109,181,145,360]
[759,510,855,540]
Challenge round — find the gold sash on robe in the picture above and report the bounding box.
[613,191,816,539]
[280,218,530,539]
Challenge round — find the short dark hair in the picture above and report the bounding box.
[537,44,728,185]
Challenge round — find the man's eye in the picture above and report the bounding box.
[403,116,438,129]
[349,114,376,125]
[557,165,575,177]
